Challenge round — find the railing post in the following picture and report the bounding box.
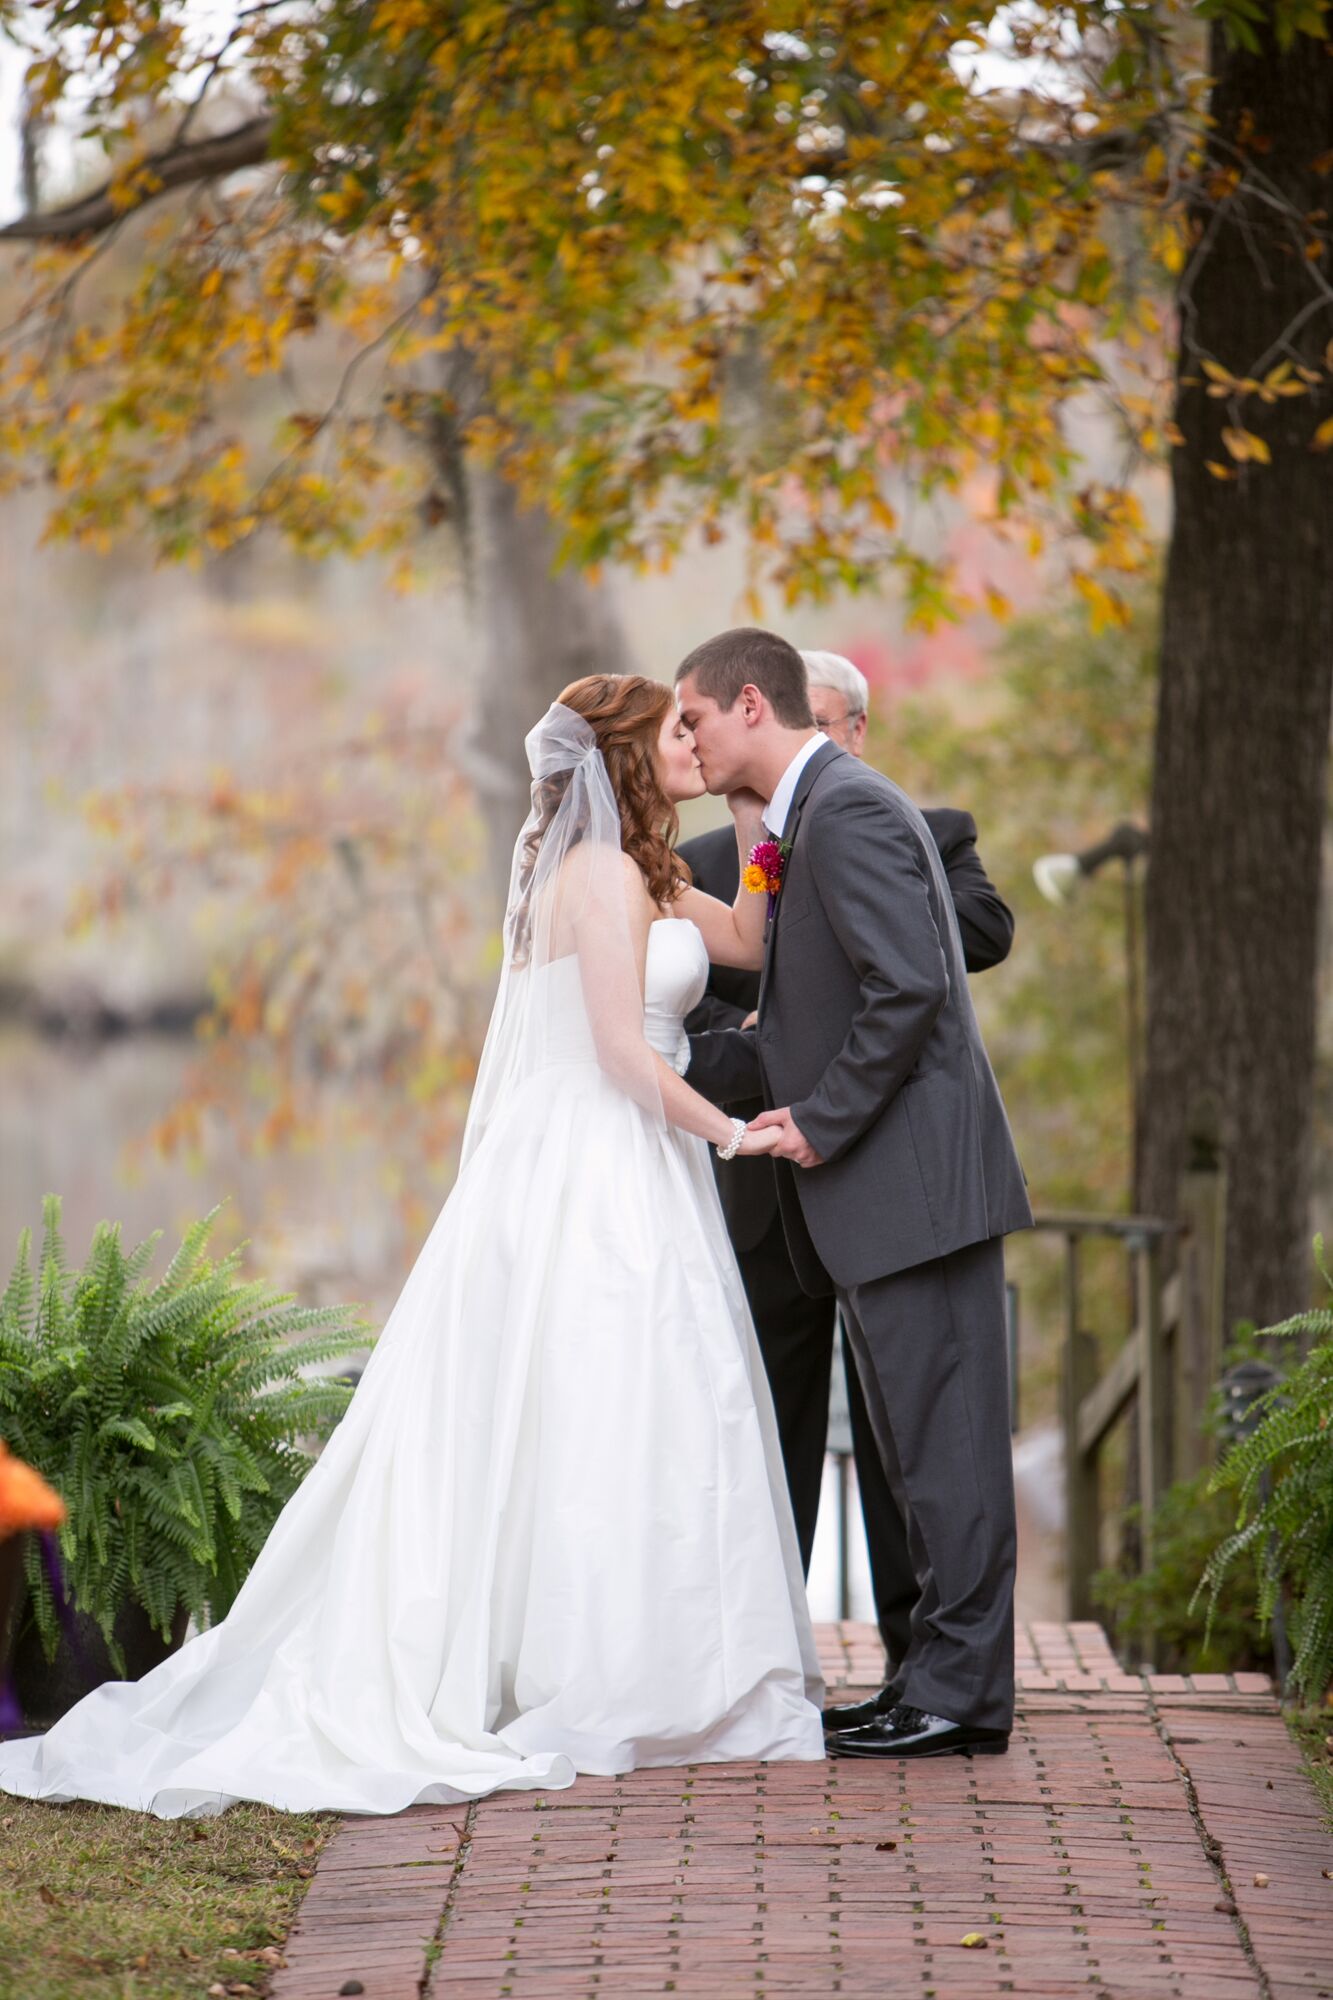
[1175,1156,1227,1478]
[1134,1232,1168,1665]
[1061,1232,1100,1620]
[836,1451,852,1625]
[1135,1233,1169,1551]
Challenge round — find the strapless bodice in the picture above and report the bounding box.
[642,919,710,1073]
[529,919,709,1076]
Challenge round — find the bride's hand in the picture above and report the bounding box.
[737,1122,783,1157]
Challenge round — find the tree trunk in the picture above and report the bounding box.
[1142,25,1333,1331]
[463,466,633,905]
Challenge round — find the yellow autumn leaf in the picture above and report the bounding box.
[1158,229,1185,274]
[1312,415,1333,451]
[1073,571,1129,633]
[959,1932,989,1948]
[1220,426,1268,463]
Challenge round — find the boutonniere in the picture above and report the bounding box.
[743,838,792,923]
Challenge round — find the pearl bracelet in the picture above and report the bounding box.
[716,1116,748,1162]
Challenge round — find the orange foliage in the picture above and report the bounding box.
[0,1443,65,1542]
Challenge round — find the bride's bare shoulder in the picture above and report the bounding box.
[556,843,655,922]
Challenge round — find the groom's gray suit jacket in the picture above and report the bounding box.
[754,741,1032,1292]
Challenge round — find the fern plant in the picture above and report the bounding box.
[1200,1240,1333,1702]
[0,1196,369,1673]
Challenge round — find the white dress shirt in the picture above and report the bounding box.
[762,733,829,840]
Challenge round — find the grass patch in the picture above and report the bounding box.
[1285,1704,1333,1834]
[0,1794,334,1999]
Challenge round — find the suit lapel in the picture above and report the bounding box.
[757,740,844,1011]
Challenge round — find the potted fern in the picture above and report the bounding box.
[1200,1241,1333,1704]
[0,1196,369,1728]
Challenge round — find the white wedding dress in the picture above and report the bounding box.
[0,916,825,1818]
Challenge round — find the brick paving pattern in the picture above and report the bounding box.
[269,1624,1333,2000]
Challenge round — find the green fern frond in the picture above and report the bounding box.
[154,1205,223,1295]
[1203,1260,1333,1701]
[97,1416,157,1452]
[1,1225,34,1339]
[39,1194,68,1280]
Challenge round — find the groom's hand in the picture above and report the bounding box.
[725,786,768,819]
[748,1107,824,1168]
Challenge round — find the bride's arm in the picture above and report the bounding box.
[672,791,769,971]
[657,1040,774,1148]
[572,849,778,1153]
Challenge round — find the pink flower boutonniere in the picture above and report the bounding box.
[743,838,792,923]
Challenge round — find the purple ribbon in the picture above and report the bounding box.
[0,1531,90,1734]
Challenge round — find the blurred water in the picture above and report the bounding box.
[0,1026,414,1329]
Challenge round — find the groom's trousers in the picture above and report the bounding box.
[736,1215,917,1665]
[838,1234,1017,1734]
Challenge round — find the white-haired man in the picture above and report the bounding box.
[682,648,1014,1718]
[801,649,871,756]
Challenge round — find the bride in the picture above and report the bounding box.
[0,674,826,1817]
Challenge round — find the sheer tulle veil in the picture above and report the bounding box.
[461,701,665,1169]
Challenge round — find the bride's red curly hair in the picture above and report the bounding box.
[556,674,691,906]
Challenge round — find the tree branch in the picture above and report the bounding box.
[0,115,276,243]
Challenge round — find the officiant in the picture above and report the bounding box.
[681,649,1014,1682]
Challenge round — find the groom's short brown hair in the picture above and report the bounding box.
[675,627,814,729]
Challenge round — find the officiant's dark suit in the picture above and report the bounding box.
[682,808,1013,1679]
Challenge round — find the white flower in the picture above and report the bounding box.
[763,30,812,61]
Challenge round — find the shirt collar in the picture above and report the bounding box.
[762,733,829,839]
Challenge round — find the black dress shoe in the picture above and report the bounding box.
[822,1687,904,1733]
[827,1703,1009,1760]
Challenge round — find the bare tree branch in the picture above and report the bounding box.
[0,115,275,243]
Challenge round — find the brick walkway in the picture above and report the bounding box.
[270,1624,1332,2000]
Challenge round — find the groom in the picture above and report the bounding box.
[675,628,1032,1758]
[682,651,1014,1682]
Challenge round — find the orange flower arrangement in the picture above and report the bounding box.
[0,1442,66,1541]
